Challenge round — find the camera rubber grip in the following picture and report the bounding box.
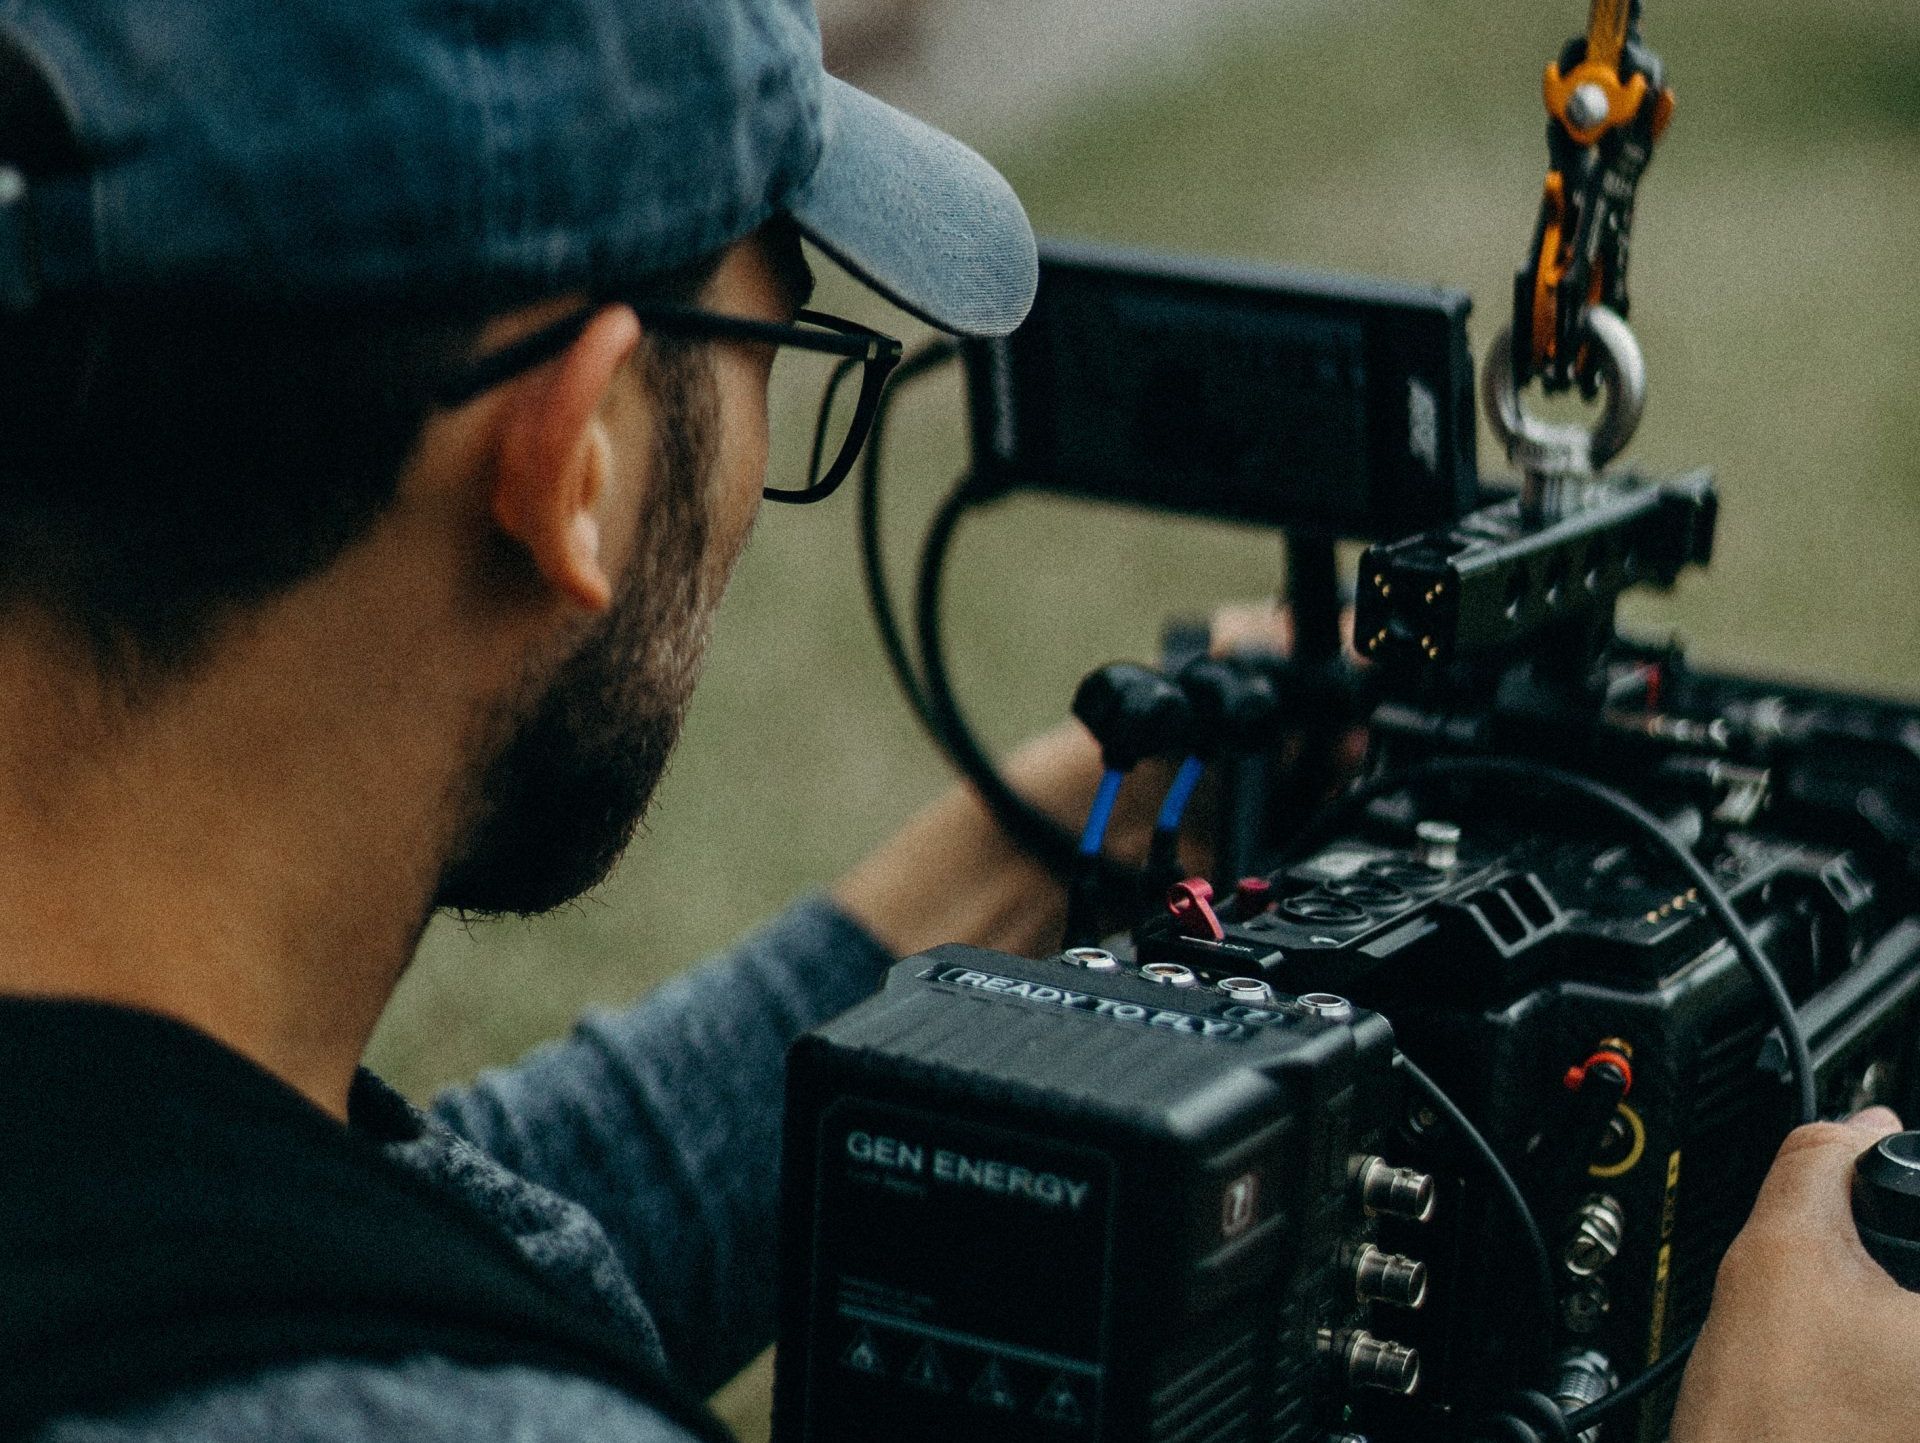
[1852,1132,1920,1292]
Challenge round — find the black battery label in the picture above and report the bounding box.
[922,963,1257,1039]
[805,1098,1117,1443]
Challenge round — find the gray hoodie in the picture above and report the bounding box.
[32,895,893,1443]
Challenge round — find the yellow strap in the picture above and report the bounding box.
[1586,0,1631,72]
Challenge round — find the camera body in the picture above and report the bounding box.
[1135,743,1920,1439]
[775,766,1920,1442]
[775,240,1920,1441]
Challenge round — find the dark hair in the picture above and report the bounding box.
[0,38,733,695]
[0,265,717,693]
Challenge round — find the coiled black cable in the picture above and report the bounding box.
[861,364,1153,888]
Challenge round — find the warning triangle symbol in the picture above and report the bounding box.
[968,1358,1018,1411]
[904,1341,953,1393]
[1035,1374,1087,1427]
[841,1326,886,1377]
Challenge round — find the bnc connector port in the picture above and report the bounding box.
[1563,1195,1625,1278]
[1354,1244,1428,1309]
[1354,1155,1437,1222]
[1319,1328,1422,1395]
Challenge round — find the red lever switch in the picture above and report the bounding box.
[1563,1048,1634,1097]
[1168,878,1226,943]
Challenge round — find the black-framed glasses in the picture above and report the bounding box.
[437,303,904,504]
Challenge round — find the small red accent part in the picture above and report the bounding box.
[1563,1049,1634,1097]
[1168,878,1226,943]
[1642,662,1665,710]
[1233,877,1274,915]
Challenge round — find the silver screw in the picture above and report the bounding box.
[1062,946,1120,971]
[1551,1349,1618,1443]
[1567,81,1611,131]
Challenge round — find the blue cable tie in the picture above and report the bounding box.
[1155,755,1207,835]
[1079,768,1127,856]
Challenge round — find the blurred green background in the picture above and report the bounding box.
[365,0,1919,1433]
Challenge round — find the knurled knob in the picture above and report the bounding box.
[1854,1130,1920,1291]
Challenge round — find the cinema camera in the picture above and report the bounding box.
[773,5,1920,1441]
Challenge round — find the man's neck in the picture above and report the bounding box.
[0,575,484,1121]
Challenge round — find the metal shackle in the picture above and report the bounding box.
[1482,306,1648,483]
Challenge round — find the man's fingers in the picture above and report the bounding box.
[1209,602,1292,657]
[1849,1105,1903,1136]
[1731,1114,1909,1288]
[1208,602,1366,661]
[1752,1121,1883,1227]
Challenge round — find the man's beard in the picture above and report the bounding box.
[433,345,723,918]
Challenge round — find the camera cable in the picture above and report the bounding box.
[915,474,1116,876]
[1466,1337,1697,1442]
[859,364,1100,877]
[857,337,959,738]
[1292,755,1817,1126]
[1061,664,1196,943]
[1146,754,1206,881]
[1562,1332,1695,1435]
[1061,767,1128,947]
[1078,768,1127,856]
[1393,1052,1558,1380]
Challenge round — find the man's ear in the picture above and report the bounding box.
[488,305,643,614]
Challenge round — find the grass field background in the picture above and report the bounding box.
[363,2,1920,1433]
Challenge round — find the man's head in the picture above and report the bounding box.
[0,0,1034,929]
[0,217,820,923]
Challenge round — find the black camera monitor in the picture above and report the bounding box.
[964,240,1479,539]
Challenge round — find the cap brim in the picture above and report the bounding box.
[786,78,1037,338]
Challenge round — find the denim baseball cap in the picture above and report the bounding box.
[0,0,1037,337]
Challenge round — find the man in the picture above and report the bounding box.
[0,1,1910,1439]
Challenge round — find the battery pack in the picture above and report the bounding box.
[773,944,1430,1443]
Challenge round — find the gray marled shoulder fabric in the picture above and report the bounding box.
[430,892,897,1395]
[31,1359,682,1443]
[30,893,895,1443]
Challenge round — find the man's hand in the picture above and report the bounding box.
[834,602,1346,960]
[1671,1106,1920,1442]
